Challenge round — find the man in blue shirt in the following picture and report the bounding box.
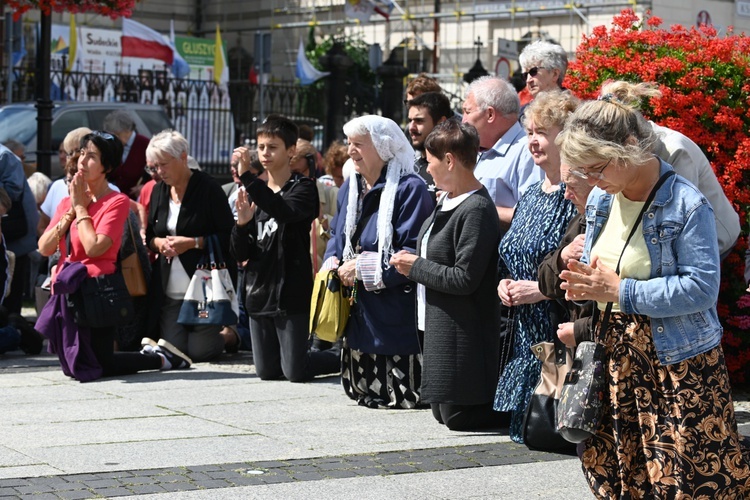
[461,76,542,230]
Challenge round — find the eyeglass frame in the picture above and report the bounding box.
[521,66,546,80]
[569,158,612,181]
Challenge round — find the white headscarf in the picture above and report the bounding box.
[342,115,417,287]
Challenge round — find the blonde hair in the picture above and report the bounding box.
[557,91,657,168]
[599,80,662,108]
[62,127,92,154]
[523,90,580,131]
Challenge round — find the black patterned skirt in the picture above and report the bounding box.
[341,341,423,409]
[583,313,750,499]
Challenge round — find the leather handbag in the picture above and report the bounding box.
[522,301,577,454]
[556,170,675,444]
[178,235,239,326]
[63,228,134,328]
[309,269,351,343]
[120,219,147,297]
[68,271,135,328]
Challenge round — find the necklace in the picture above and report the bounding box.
[90,185,111,203]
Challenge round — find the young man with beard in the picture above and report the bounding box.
[407,92,454,204]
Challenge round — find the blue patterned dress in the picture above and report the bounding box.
[493,181,577,443]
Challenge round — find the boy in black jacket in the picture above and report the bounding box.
[230,115,337,381]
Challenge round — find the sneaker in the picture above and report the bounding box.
[140,337,158,354]
[155,339,192,370]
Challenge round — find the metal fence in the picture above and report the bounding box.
[1,63,328,179]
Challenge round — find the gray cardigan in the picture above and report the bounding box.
[408,187,502,405]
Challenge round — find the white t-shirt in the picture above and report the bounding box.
[164,199,191,299]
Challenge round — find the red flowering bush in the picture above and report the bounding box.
[7,0,138,19]
[566,9,750,382]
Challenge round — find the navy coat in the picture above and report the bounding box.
[324,169,433,355]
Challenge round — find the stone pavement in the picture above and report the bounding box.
[1,348,750,499]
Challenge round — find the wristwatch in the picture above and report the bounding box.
[194,237,200,249]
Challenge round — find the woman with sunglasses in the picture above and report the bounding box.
[558,92,750,497]
[37,131,188,379]
[492,90,579,443]
[518,41,568,110]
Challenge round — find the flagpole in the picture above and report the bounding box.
[36,12,53,177]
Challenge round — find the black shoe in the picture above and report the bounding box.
[155,339,192,370]
[9,314,43,355]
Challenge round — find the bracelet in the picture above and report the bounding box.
[194,237,200,249]
[55,220,63,243]
[75,215,93,227]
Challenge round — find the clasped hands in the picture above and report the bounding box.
[559,255,620,303]
[156,236,194,261]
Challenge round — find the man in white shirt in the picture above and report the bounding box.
[650,122,740,258]
[461,76,543,229]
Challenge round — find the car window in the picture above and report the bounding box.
[88,109,115,131]
[0,108,37,144]
[52,110,90,145]
[137,110,172,136]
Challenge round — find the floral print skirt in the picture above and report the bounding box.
[341,341,423,409]
[582,313,750,499]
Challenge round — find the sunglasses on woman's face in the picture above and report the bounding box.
[522,67,545,79]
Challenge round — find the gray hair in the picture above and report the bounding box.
[146,129,190,162]
[102,110,136,134]
[466,76,520,117]
[2,140,24,157]
[27,172,52,205]
[519,41,568,86]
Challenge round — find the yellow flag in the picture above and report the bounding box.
[213,24,228,85]
[66,14,77,73]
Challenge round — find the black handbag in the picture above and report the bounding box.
[64,229,134,328]
[557,171,674,444]
[522,300,577,454]
[68,272,134,328]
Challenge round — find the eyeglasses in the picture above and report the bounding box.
[522,67,545,79]
[569,159,612,181]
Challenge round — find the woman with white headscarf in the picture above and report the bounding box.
[323,115,433,409]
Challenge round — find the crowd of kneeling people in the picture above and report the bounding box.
[4,59,750,496]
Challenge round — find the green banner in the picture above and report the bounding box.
[175,35,226,68]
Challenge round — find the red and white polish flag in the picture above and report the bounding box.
[121,18,173,65]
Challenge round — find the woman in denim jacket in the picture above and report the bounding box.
[557,89,750,498]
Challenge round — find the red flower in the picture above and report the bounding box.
[6,0,137,19]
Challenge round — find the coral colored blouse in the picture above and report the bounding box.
[47,192,129,278]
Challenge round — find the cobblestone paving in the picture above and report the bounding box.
[0,442,574,498]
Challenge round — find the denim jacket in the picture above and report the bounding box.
[581,159,722,365]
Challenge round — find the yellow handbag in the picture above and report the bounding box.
[309,269,351,343]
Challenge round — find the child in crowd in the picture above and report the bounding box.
[230,115,338,382]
